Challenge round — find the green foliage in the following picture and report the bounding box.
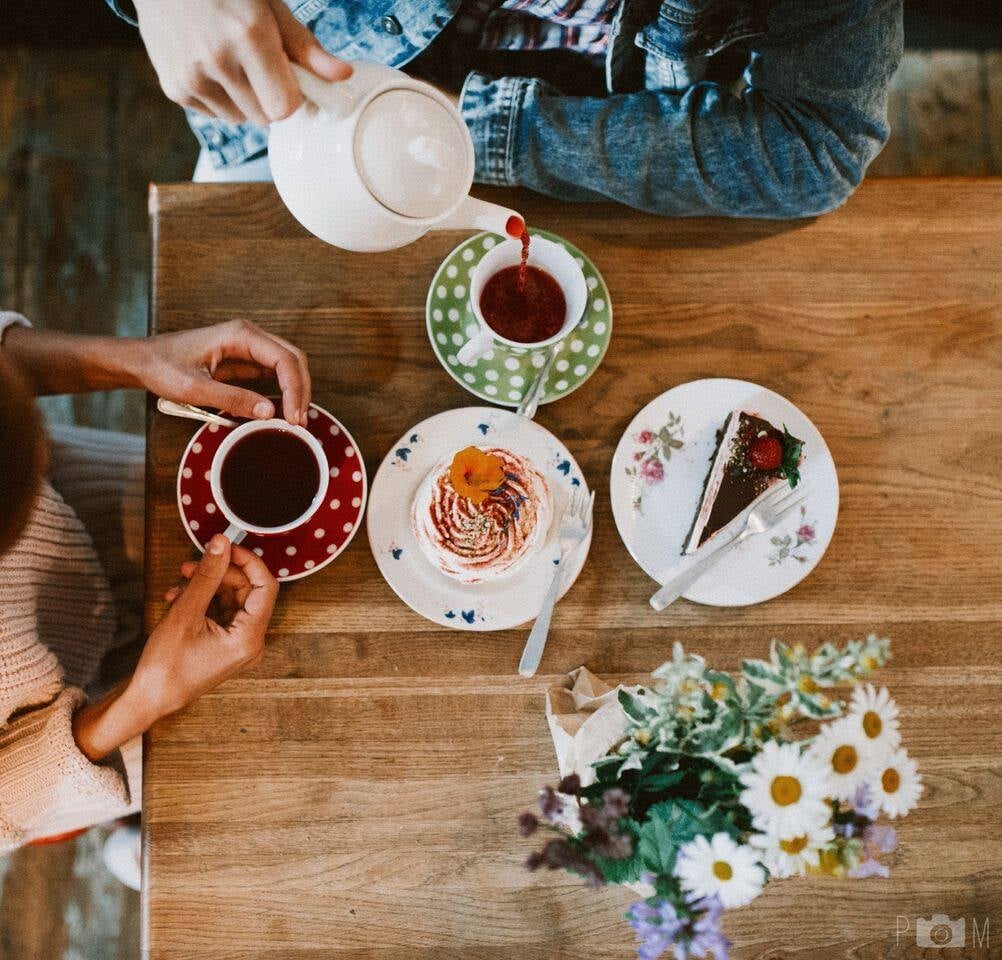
[534,635,892,896]
[780,424,803,487]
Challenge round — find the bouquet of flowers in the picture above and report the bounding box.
[518,636,921,960]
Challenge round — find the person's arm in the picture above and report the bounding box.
[460,0,902,218]
[1,539,277,847]
[2,318,312,425]
[73,537,277,760]
[125,0,351,125]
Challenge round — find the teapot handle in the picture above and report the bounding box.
[291,63,361,123]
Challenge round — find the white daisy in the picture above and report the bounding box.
[674,832,765,908]
[846,684,900,760]
[869,748,922,819]
[807,718,872,800]
[749,824,835,878]
[739,740,832,838]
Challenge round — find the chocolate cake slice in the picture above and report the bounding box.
[683,411,803,555]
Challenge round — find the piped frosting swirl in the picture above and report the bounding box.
[411,446,552,583]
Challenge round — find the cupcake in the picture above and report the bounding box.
[411,446,552,583]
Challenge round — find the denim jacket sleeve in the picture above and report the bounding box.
[104,0,138,26]
[460,0,903,217]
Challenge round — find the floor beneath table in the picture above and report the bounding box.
[0,43,999,960]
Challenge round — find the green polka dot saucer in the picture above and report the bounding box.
[425,229,612,407]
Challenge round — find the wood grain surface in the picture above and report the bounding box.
[144,179,1002,960]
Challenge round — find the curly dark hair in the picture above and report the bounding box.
[0,353,45,555]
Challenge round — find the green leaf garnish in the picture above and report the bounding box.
[780,425,803,488]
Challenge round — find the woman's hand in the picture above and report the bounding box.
[133,0,352,125]
[73,536,278,761]
[136,536,279,719]
[139,318,312,424]
[2,319,311,423]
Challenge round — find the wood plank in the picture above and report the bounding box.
[144,179,1002,960]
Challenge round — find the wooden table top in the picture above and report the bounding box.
[144,178,1002,960]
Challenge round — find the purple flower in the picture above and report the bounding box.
[627,899,684,960]
[848,857,890,879]
[627,897,730,960]
[864,824,897,854]
[538,786,564,820]
[636,430,655,444]
[558,773,582,796]
[688,897,731,960]
[640,458,665,485]
[850,783,880,820]
[602,788,629,819]
[518,812,538,837]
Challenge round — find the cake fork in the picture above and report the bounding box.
[519,486,594,677]
[649,485,806,612]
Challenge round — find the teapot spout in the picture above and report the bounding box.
[437,197,525,239]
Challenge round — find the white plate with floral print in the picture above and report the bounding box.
[367,406,592,630]
[610,379,838,606]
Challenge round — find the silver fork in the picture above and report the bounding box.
[516,343,561,421]
[519,486,594,677]
[649,485,807,612]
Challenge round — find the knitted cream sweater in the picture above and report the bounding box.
[0,312,137,848]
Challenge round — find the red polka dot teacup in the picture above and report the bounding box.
[209,419,330,542]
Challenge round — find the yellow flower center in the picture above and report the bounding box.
[798,676,818,694]
[712,861,733,881]
[862,710,882,739]
[832,745,858,775]
[863,656,878,671]
[770,775,802,806]
[882,767,901,794]
[780,836,809,855]
[710,682,729,700]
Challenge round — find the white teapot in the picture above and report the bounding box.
[268,62,524,253]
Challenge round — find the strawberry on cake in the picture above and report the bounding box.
[684,412,803,554]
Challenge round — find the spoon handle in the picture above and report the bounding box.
[156,398,239,429]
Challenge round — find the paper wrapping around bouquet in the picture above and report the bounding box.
[545,666,638,786]
[545,668,656,898]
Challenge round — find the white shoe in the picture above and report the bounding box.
[193,149,273,183]
[102,824,142,891]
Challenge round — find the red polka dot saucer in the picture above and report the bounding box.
[176,404,367,582]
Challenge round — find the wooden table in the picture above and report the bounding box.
[144,179,1002,959]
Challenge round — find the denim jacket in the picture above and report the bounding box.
[109,0,902,217]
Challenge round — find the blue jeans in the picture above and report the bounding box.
[110,0,903,217]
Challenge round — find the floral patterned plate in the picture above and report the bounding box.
[425,230,612,407]
[609,379,839,606]
[177,403,367,582]
[367,406,592,631]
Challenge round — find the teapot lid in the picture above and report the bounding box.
[354,89,471,220]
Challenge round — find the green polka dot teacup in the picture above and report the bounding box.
[426,230,613,407]
[457,235,587,364]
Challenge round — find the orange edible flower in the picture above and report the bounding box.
[449,447,505,504]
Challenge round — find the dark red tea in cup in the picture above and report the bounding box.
[220,428,321,529]
[479,264,567,344]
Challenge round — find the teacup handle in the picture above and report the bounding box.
[457,330,493,366]
[222,522,248,546]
